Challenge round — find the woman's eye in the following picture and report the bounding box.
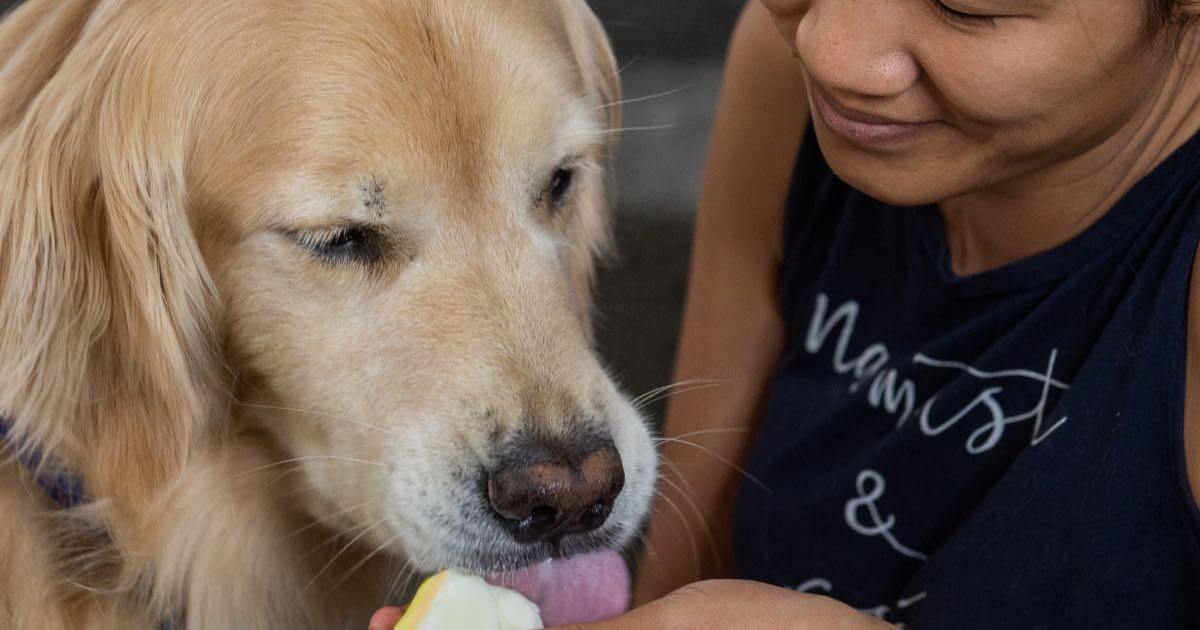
[547,166,576,209]
[293,225,385,265]
[933,1,998,26]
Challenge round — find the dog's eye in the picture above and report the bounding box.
[292,225,386,265]
[547,167,576,209]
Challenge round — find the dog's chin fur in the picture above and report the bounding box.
[0,1,657,628]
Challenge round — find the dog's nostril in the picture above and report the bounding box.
[528,505,560,531]
[579,501,611,530]
[486,443,624,545]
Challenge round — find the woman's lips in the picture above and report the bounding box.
[810,84,937,147]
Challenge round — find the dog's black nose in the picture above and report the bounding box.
[487,442,624,545]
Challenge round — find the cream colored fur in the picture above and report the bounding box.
[0,1,654,628]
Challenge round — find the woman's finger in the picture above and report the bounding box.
[368,606,406,630]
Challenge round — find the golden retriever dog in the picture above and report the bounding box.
[0,0,657,627]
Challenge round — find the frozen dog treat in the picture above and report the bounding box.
[395,571,543,630]
[396,550,631,629]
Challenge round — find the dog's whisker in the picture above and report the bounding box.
[226,455,387,483]
[640,381,726,404]
[595,124,676,135]
[639,535,665,581]
[300,525,361,562]
[631,378,726,408]
[658,463,723,574]
[636,385,722,412]
[598,85,691,110]
[651,427,750,443]
[330,531,402,592]
[257,462,386,500]
[275,475,384,500]
[606,54,641,82]
[62,578,123,597]
[305,517,388,592]
[651,487,701,581]
[383,553,403,604]
[657,456,701,499]
[635,381,727,411]
[233,402,395,435]
[563,124,676,146]
[631,381,685,408]
[387,559,420,604]
[655,457,713,508]
[653,436,770,491]
[280,499,381,541]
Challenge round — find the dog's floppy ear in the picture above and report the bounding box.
[554,0,622,333]
[0,4,223,513]
[557,0,622,142]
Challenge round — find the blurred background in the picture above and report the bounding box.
[0,0,745,423]
[589,1,742,422]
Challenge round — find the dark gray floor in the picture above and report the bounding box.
[0,0,739,423]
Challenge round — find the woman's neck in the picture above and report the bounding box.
[939,36,1200,277]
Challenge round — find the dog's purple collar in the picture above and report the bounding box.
[0,418,181,628]
[0,417,87,509]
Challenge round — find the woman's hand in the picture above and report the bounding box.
[368,580,892,630]
[560,580,892,630]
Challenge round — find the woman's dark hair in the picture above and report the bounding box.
[1147,0,1197,40]
[1142,0,1200,47]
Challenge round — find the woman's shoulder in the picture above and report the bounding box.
[700,1,810,258]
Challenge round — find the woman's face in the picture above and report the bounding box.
[761,0,1182,206]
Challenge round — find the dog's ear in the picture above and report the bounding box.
[0,4,223,514]
[554,0,622,334]
[557,0,622,142]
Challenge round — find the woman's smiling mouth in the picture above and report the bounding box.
[810,82,939,148]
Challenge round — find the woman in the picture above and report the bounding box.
[373,0,1200,627]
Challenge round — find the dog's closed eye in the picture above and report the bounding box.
[289,224,393,265]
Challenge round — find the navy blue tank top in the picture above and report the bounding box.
[733,124,1200,628]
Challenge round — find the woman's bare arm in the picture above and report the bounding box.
[634,0,810,604]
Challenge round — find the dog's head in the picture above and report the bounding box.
[0,0,654,581]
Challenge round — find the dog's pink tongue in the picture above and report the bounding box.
[487,551,629,627]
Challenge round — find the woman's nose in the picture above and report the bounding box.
[794,0,920,99]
